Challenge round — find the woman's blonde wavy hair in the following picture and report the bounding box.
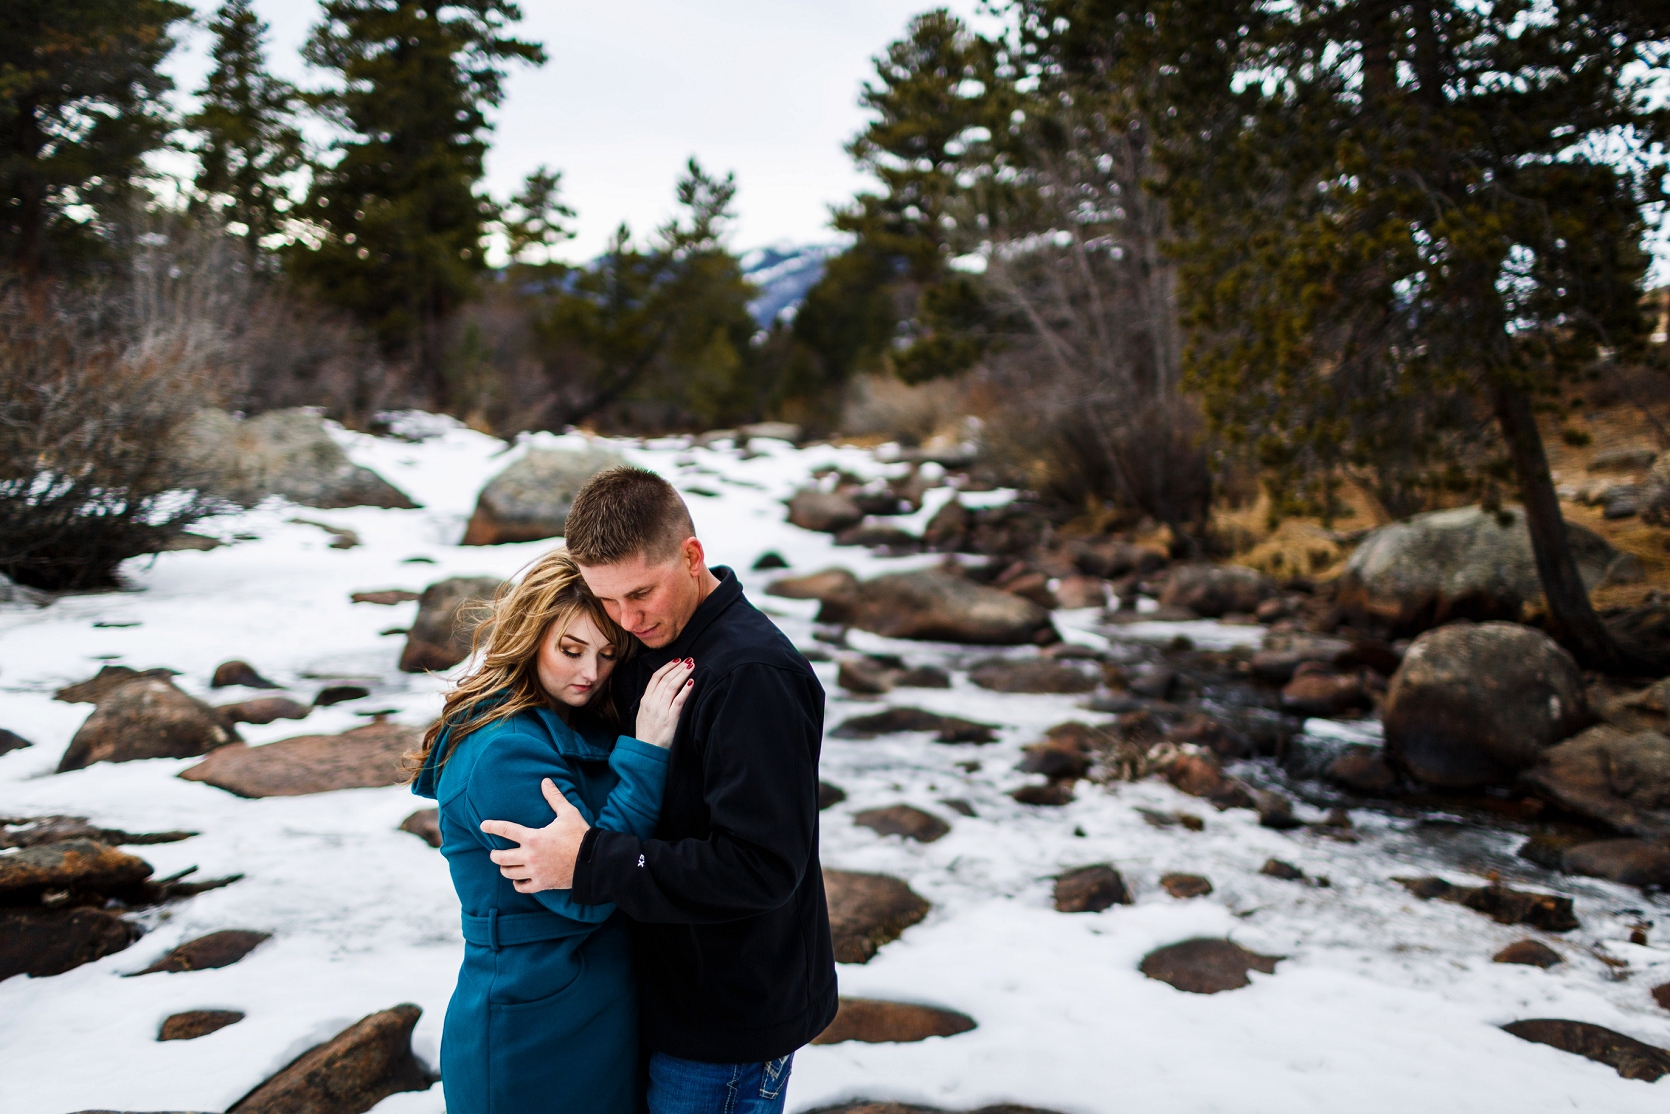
[406,548,633,778]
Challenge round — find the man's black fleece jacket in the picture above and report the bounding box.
[571,566,838,1063]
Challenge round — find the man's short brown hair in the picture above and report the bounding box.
[565,466,695,565]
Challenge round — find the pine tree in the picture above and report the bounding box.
[187,0,305,255]
[286,0,543,398]
[0,0,192,274]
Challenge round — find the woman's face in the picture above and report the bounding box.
[536,611,618,707]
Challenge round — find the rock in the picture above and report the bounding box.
[1160,873,1214,899]
[1125,662,1177,699]
[1326,746,1398,795]
[969,658,1097,694]
[1254,791,1301,830]
[831,707,998,744]
[1560,839,1670,889]
[227,1003,437,1113]
[180,722,419,798]
[824,870,930,964]
[1160,752,1256,810]
[812,998,976,1045]
[1280,671,1369,717]
[1335,505,1622,634]
[1383,621,1587,789]
[315,684,371,706]
[1591,445,1659,472]
[399,576,504,672]
[1067,538,1168,578]
[216,697,311,726]
[854,805,950,843]
[1053,865,1131,912]
[896,664,952,688]
[159,1009,244,1041]
[1139,938,1280,994]
[838,656,898,695]
[1642,454,1670,526]
[836,569,1056,646]
[1520,726,1670,839]
[400,809,441,848]
[0,728,31,755]
[787,489,865,534]
[1138,808,1205,832]
[180,408,416,510]
[1261,859,1306,881]
[290,516,360,549]
[0,816,194,849]
[1011,781,1075,806]
[1054,575,1108,609]
[818,782,847,810]
[210,660,278,689]
[350,589,421,606]
[1019,741,1092,780]
[997,570,1058,609]
[58,677,238,773]
[1159,564,1277,618]
[135,930,271,974]
[1655,983,1670,1012]
[460,445,628,545]
[1395,877,1579,931]
[752,551,789,570]
[1494,939,1563,967]
[941,798,976,817]
[835,523,920,550]
[0,907,140,981]
[157,531,222,552]
[766,568,859,620]
[0,570,50,607]
[1501,1019,1670,1082]
[55,665,178,704]
[738,421,802,444]
[0,840,153,903]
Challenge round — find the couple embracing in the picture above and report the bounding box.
[410,467,837,1113]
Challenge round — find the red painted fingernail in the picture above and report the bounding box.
[685,658,694,668]
[686,679,693,686]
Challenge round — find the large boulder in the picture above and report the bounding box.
[399,576,504,672]
[824,870,930,964]
[0,840,153,904]
[1560,839,1670,889]
[179,722,421,798]
[968,658,1097,694]
[1159,564,1276,618]
[1383,621,1587,789]
[1519,725,1670,838]
[180,408,416,510]
[1335,505,1623,634]
[787,489,864,534]
[227,1003,437,1113]
[58,677,238,773]
[832,569,1056,645]
[55,665,178,704]
[461,444,629,546]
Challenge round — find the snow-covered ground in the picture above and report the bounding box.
[3,417,1668,1113]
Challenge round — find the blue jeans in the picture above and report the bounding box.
[646,1050,795,1114]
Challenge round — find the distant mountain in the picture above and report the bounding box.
[740,242,843,327]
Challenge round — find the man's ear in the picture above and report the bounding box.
[682,536,705,576]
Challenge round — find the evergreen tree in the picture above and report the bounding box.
[287,0,543,398]
[790,10,1001,403]
[537,159,760,430]
[187,0,305,255]
[0,0,192,274]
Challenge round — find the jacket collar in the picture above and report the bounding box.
[655,566,740,660]
[529,704,614,761]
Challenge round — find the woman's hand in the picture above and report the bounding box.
[635,657,694,748]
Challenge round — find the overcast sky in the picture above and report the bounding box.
[163,1,990,262]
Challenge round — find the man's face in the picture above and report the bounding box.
[578,540,704,649]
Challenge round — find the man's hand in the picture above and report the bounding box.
[481,778,592,892]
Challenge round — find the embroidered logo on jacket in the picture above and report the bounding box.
[637,854,646,868]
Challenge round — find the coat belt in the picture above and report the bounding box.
[460,908,589,950]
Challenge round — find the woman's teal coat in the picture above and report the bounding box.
[413,705,668,1114]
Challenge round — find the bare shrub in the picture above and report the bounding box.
[0,277,231,589]
[839,373,972,445]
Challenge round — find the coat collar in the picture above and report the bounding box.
[529,704,614,761]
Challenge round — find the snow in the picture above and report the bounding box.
[3,417,1669,1113]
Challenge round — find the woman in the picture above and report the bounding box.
[409,549,693,1114]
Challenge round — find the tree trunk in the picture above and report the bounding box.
[1490,377,1632,672]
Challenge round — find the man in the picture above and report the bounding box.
[481,466,837,1113]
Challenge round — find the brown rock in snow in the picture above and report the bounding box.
[1053,865,1131,913]
[824,870,930,964]
[58,677,237,773]
[159,1009,245,1041]
[179,722,420,797]
[812,998,976,1045]
[1501,1019,1670,1082]
[1140,938,1281,994]
[227,1002,437,1112]
[853,805,950,843]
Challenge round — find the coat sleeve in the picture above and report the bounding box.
[461,729,669,922]
[570,664,821,924]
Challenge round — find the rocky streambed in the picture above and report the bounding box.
[2,413,1669,1112]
